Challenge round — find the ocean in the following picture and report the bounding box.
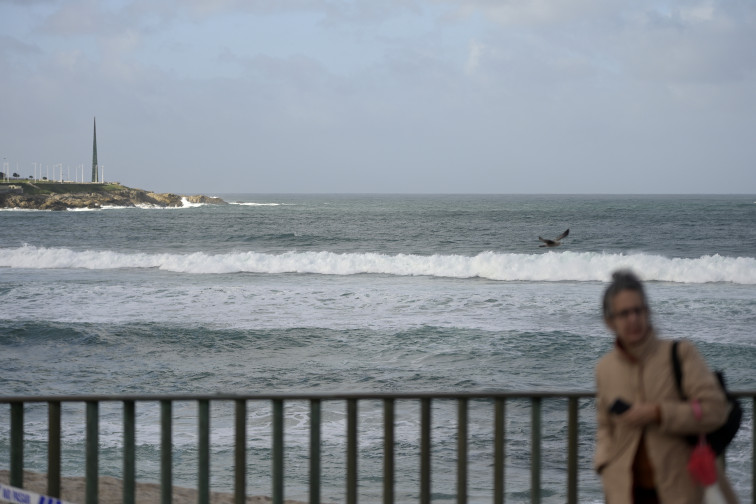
[1,194,755,502]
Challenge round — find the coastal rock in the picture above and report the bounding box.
[185,194,228,205]
[144,191,183,207]
[0,184,226,210]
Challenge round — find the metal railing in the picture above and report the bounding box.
[1,391,754,504]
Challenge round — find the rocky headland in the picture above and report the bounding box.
[0,182,226,210]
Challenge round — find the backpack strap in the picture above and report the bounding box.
[671,340,687,400]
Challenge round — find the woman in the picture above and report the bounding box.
[594,270,738,503]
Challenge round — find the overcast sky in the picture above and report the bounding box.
[1,0,754,194]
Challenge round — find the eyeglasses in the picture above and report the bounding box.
[611,305,647,320]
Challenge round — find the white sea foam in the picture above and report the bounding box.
[0,207,50,212]
[2,245,755,284]
[230,202,285,206]
[70,205,138,211]
[180,197,205,208]
[1,200,204,212]
[67,206,105,211]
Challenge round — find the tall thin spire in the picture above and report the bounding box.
[91,117,99,183]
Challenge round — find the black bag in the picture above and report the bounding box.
[671,340,742,455]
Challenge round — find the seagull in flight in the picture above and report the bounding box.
[538,229,569,247]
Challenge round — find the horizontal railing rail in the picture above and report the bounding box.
[1,391,754,504]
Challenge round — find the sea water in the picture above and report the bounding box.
[1,194,755,502]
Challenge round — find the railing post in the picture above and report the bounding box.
[235,399,247,504]
[47,401,61,498]
[347,398,358,504]
[272,399,284,504]
[457,398,468,504]
[86,401,99,504]
[161,400,173,504]
[123,400,136,504]
[383,398,395,504]
[310,399,321,504]
[420,398,431,504]
[531,397,541,504]
[567,397,578,504]
[494,398,506,504]
[198,399,210,504]
[10,402,23,488]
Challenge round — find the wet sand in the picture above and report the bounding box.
[0,470,308,504]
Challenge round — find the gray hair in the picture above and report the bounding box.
[602,270,648,319]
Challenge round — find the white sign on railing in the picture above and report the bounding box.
[0,482,75,504]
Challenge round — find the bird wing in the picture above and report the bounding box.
[555,229,569,241]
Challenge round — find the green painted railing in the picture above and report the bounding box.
[1,391,754,504]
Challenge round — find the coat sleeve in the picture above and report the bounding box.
[657,340,728,435]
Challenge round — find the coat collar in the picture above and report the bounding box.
[614,329,659,364]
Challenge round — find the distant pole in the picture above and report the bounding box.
[92,117,99,183]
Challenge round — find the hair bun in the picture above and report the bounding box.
[612,269,640,283]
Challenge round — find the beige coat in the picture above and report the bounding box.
[594,334,738,503]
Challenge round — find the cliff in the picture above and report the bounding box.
[0,182,227,210]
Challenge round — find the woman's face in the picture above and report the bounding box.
[605,289,650,348]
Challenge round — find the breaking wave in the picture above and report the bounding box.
[180,197,205,208]
[2,245,755,284]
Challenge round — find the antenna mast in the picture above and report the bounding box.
[91,117,99,182]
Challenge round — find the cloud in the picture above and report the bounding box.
[0,34,41,58]
[465,39,485,74]
[444,0,613,26]
[0,0,754,193]
[0,0,54,4]
[40,0,107,35]
[619,2,756,85]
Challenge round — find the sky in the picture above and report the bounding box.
[0,0,754,194]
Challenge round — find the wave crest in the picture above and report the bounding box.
[1,246,755,284]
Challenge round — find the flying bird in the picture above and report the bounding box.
[538,229,569,247]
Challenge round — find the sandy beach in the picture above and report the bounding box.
[0,470,308,504]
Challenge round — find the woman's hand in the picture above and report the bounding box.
[616,403,660,428]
